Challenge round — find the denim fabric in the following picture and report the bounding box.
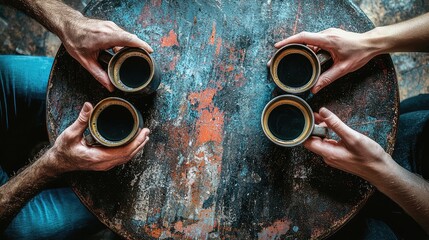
[0,55,51,173]
[0,56,103,239]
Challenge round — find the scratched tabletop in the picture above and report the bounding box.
[47,0,398,239]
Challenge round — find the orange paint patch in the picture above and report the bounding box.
[215,38,222,56]
[187,88,225,146]
[209,22,216,45]
[188,88,217,111]
[169,55,180,71]
[196,151,205,158]
[195,108,224,145]
[174,221,183,232]
[161,30,179,47]
[258,219,291,239]
[145,224,162,238]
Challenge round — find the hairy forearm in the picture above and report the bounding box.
[0,149,61,231]
[365,12,429,54]
[2,0,84,40]
[368,157,429,234]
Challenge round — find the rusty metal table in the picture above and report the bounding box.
[47,0,398,239]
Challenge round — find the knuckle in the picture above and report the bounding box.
[337,63,348,72]
[320,76,333,86]
[349,134,363,146]
[328,117,342,130]
[105,21,117,28]
[62,131,75,141]
[323,156,336,166]
[300,31,309,37]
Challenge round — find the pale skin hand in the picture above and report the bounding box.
[271,12,429,94]
[304,107,429,234]
[3,0,153,92]
[272,29,378,94]
[0,103,150,230]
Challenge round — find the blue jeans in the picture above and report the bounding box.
[0,56,103,239]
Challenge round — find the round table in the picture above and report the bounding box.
[47,0,398,239]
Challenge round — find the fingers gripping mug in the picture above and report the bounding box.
[270,44,331,93]
[98,47,161,94]
[84,97,143,147]
[261,94,327,147]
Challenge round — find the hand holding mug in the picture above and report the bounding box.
[273,28,379,94]
[48,102,151,173]
[60,16,154,92]
[303,107,390,180]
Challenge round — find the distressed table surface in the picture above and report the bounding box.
[47,0,398,239]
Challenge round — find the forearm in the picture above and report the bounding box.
[365,12,429,54]
[0,149,62,231]
[368,156,429,234]
[2,0,84,40]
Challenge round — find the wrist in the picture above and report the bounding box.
[56,12,86,42]
[41,147,70,176]
[363,27,393,57]
[363,153,399,187]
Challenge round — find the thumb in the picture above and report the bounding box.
[318,107,356,143]
[69,102,93,134]
[311,64,346,94]
[86,60,115,92]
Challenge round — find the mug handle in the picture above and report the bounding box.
[316,50,332,65]
[84,133,100,146]
[312,124,328,138]
[98,50,114,66]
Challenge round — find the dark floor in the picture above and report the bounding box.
[1,0,428,100]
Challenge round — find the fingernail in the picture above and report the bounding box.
[313,85,321,93]
[319,107,330,118]
[82,102,91,113]
[148,46,154,53]
[107,85,114,92]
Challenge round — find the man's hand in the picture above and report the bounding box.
[48,102,151,173]
[303,107,390,180]
[3,0,154,92]
[60,17,153,92]
[272,29,379,94]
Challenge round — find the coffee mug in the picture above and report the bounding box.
[270,44,331,93]
[84,97,143,147]
[261,94,327,147]
[98,47,161,94]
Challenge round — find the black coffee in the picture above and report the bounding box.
[277,53,313,88]
[97,105,134,142]
[268,104,306,141]
[119,56,151,88]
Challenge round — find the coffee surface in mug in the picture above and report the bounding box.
[277,53,313,88]
[119,56,151,88]
[268,104,306,141]
[96,105,135,141]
